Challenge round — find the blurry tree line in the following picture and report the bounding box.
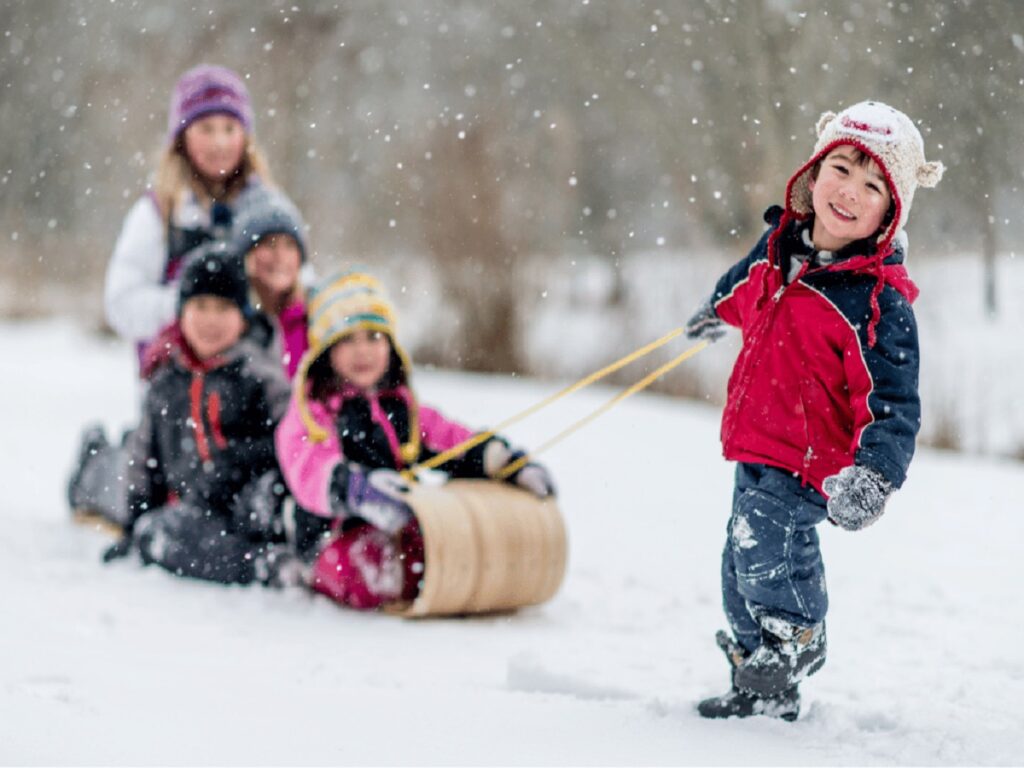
[1,0,1022,372]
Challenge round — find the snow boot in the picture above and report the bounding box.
[254,548,310,589]
[697,677,801,721]
[734,617,826,697]
[697,630,801,722]
[67,423,109,511]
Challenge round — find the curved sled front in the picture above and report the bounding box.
[391,479,567,617]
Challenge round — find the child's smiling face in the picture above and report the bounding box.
[809,146,893,251]
[183,113,247,183]
[329,329,392,391]
[180,295,245,360]
[245,234,302,304]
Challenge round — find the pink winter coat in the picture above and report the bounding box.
[276,299,308,379]
[275,385,483,518]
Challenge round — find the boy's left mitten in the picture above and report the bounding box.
[822,465,892,531]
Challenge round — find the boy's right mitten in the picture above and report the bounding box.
[331,464,413,535]
[822,465,893,531]
[684,299,726,342]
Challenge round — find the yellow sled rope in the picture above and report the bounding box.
[392,330,709,617]
[495,337,710,478]
[404,330,710,480]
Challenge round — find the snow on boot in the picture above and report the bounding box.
[698,630,801,722]
[67,424,109,510]
[715,629,749,669]
[254,548,309,589]
[734,617,826,697]
[697,679,801,722]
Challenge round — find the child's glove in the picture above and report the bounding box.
[822,465,893,531]
[333,465,413,535]
[684,299,726,342]
[483,441,557,498]
[512,462,557,498]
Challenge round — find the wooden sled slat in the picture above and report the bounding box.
[390,479,567,617]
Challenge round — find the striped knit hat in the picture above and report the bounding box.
[294,271,419,458]
[167,64,253,144]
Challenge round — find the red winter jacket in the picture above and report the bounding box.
[711,207,921,494]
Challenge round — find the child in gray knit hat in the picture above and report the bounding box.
[684,101,943,721]
[232,189,310,378]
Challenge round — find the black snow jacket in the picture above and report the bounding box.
[125,315,290,525]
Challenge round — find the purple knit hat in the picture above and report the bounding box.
[167,64,253,144]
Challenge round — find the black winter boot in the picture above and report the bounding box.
[67,424,109,510]
[697,679,801,721]
[734,616,826,697]
[697,630,801,722]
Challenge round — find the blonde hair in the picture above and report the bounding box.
[152,136,274,226]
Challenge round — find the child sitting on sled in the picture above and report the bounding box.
[101,243,303,587]
[105,64,299,355]
[275,271,555,609]
[683,101,943,721]
[68,191,311,533]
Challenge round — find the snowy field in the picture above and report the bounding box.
[3,320,1023,765]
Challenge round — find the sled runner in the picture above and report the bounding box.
[389,479,567,617]
[71,509,124,539]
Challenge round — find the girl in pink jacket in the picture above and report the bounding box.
[275,271,554,610]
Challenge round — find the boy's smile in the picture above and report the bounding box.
[809,146,892,252]
[180,295,245,360]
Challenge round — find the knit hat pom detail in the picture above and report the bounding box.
[916,160,945,188]
[815,111,837,137]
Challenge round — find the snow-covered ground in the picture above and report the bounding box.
[3,320,1023,765]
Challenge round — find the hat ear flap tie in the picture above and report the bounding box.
[293,351,330,444]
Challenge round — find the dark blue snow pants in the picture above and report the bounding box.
[722,463,829,652]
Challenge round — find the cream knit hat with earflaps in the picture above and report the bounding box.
[293,271,420,461]
[786,100,944,251]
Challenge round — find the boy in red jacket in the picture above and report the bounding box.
[686,102,943,721]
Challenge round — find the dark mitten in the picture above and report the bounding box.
[822,465,893,531]
[101,535,133,563]
[684,299,726,342]
[331,464,413,534]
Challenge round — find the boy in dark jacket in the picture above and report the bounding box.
[685,102,943,721]
[103,243,300,587]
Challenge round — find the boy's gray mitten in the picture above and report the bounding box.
[684,299,726,342]
[822,465,893,531]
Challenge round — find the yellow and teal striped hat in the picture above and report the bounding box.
[294,271,419,459]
